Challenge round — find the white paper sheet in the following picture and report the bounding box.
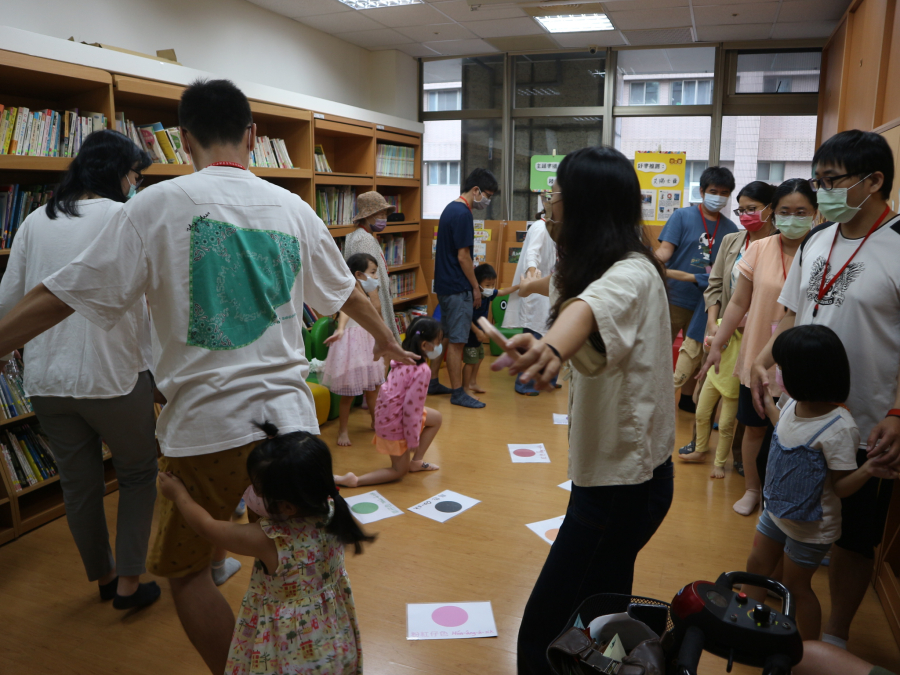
[508,443,550,463]
[558,480,572,491]
[526,515,566,544]
[408,490,480,523]
[553,413,568,425]
[407,602,498,640]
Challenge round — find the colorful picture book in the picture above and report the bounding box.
[115,115,191,165]
[376,144,415,179]
[0,184,57,249]
[0,105,105,158]
[508,246,521,263]
[0,357,32,420]
[314,145,332,172]
[0,423,59,491]
[393,305,427,335]
[389,270,416,299]
[316,186,357,227]
[250,136,294,169]
[379,234,406,267]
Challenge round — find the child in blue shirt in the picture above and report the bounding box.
[463,264,518,396]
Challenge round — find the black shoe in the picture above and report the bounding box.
[678,441,696,455]
[99,577,119,601]
[734,461,744,477]
[678,394,696,414]
[113,582,161,611]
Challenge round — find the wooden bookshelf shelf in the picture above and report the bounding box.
[314,119,373,138]
[0,250,10,257]
[393,291,428,305]
[0,497,9,507]
[315,172,373,186]
[327,226,356,237]
[252,167,313,179]
[143,163,193,176]
[16,474,59,496]
[0,156,72,171]
[0,411,36,428]
[387,262,418,272]
[17,482,66,533]
[375,130,421,147]
[375,177,419,188]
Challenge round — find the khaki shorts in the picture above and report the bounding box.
[673,337,703,388]
[147,440,260,578]
[669,303,694,343]
[463,344,485,365]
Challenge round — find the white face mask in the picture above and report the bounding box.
[472,190,491,211]
[702,193,728,213]
[774,214,815,240]
[359,275,379,293]
[480,287,497,299]
[425,342,443,360]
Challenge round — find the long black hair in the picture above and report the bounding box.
[247,422,375,555]
[45,129,151,220]
[550,146,666,323]
[402,316,442,360]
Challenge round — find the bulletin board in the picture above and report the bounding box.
[634,151,687,226]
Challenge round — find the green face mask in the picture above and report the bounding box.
[774,214,814,240]
[816,174,872,223]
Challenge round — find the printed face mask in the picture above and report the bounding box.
[703,193,728,213]
[425,342,443,360]
[816,175,872,223]
[242,484,269,518]
[775,214,814,240]
[359,275,379,293]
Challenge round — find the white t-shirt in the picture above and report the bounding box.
[557,254,675,486]
[44,167,355,457]
[503,219,556,334]
[0,199,152,398]
[779,218,900,445]
[768,397,860,544]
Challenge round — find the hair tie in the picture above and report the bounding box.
[325,496,335,525]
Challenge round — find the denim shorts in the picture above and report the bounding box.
[757,509,831,569]
[438,291,474,344]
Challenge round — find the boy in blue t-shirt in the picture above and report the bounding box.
[463,264,519,396]
[655,166,737,411]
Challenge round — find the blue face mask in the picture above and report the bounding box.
[126,178,138,200]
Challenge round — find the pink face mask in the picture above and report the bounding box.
[242,484,270,518]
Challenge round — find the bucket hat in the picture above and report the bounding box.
[353,191,396,223]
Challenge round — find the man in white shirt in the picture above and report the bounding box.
[0,79,414,674]
[751,129,900,650]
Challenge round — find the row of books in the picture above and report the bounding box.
[0,184,55,249]
[0,358,32,420]
[376,144,415,179]
[0,424,58,491]
[314,145,333,172]
[316,186,357,227]
[384,195,401,213]
[389,270,417,299]
[393,305,428,335]
[0,105,106,158]
[117,116,190,165]
[379,234,407,267]
[302,304,320,330]
[250,137,294,170]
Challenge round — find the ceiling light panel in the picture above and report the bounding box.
[338,0,421,9]
[535,13,614,33]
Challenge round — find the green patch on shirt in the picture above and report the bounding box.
[188,217,301,350]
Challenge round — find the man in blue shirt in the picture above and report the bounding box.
[655,166,736,410]
[429,168,498,408]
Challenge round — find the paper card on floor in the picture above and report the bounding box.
[526,515,565,545]
[408,490,480,523]
[508,443,550,463]
[407,601,498,640]
[344,491,403,524]
[558,480,572,491]
[553,413,568,425]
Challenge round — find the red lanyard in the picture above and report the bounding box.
[208,161,246,170]
[459,196,472,212]
[698,205,720,250]
[813,205,890,317]
[744,231,751,251]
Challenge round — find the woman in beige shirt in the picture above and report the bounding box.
[496,146,675,675]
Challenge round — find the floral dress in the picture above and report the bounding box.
[225,516,361,674]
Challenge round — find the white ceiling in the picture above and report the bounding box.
[245,0,850,57]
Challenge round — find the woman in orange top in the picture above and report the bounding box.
[699,178,818,516]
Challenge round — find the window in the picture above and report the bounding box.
[629,81,660,105]
[756,161,785,183]
[686,160,709,203]
[616,47,715,107]
[735,51,821,94]
[426,89,461,112]
[672,79,712,105]
[427,161,460,186]
[514,52,606,108]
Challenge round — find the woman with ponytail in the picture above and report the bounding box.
[159,421,371,674]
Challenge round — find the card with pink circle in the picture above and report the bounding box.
[508,443,550,463]
[406,601,498,640]
[526,515,566,545]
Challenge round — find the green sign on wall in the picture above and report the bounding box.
[530,155,565,192]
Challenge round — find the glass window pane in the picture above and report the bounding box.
[735,51,821,94]
[720,115,817,215]
[514,52,606,109]
[631,82,644,105]
[645,82,659,105]
[671,81,682,105]
[616,47,715,107]
[450,161,459,185]
[684,81,696,105]
[512,117,603,220]
[698,79,711,104]
[439,162,448,184]
[423,56,504,111]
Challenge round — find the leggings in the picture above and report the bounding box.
[695,378,738,467]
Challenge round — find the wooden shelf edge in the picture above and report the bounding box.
[375,177,419,187]
[315,172,374,186]
[143,163,193,176]
[0,411,36,428]
[18,501,67,535]
[385,223,420,233]
[0,496,9,506]
[387,262,418,272]
[0,249,10,257]
[0,156,72,171]
[393,291,428,306]
[0,527,15,547]
[16,474,59,495]
[251,167,313,179]
[314,118,374,138]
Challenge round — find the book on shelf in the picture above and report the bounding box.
[389,270,416,299]
[508,247,521,264]
[0,356,32,420]
[1,423,58,491]
[314,145,332,172]
[393,305,428,335]
[515,231,528,243]
[315,186,357,227]
[383,194,401,214]
[0,184,57,249]
[116,115,191,165]
[376,144,415,179]
[250,137,294,169]
[379,234,407,267]
[302,304,319,329]
[0,106,106,158]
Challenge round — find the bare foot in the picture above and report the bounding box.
[337,431,352,447]
[710,465,725,479]
[678,451,708,463]
[409,460,440,472]
[468,383,486,394]
[335,472,358,488]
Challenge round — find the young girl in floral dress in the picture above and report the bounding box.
[159,423,374,674]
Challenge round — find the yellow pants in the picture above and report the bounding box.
[695,377,738,467]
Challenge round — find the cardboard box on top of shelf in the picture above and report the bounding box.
[67,38,181,65]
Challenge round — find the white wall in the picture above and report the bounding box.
[0,0,418,121]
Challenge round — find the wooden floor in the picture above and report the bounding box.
[1,359,898,675]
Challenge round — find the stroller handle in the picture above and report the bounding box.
[676,625,705,675]
[715,571,795,619]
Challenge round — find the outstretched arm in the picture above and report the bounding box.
[340,285,418,365]
[0,283,74,357]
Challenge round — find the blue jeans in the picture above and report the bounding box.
[515,328,559,393]
[516,457,675,675]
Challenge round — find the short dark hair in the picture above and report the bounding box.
[347,252,378,276]
[179,78,253,148]
[247,422,375,555]
[737,180,777,207]
[812,129,894,199]
[772,177,817,210]
[402,316,442,360]
[475,263,497,284]
[462,168,499,195]
[772,325,850,403]
[700,166,736,192]
[46,129,152,220]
